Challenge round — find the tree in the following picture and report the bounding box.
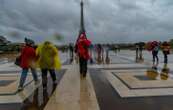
[170,39,173,49]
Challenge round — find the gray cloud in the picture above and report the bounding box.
[0,0,173,44]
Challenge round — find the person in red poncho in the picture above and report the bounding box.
[75,33,91,78]
[18,38,39,91]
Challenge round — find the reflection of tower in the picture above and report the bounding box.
[79,0,86,36]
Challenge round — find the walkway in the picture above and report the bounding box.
[0,51,173,110]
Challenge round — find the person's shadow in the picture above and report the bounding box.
[39,88,49,110]
[40,83,57,109]
[20,88,39,110]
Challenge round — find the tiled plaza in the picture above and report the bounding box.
[0,50,173,110]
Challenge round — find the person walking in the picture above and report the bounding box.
[36,41,61,89]
[105,44,110,64]
[89,44,94,64]
[97,44,104,64]
[75,33,91,78]
[152,41,159,66]
[69,43,74,63]
[135,44,139,61]
[161,41,170,68]
[139,43,144,60]
[18,38,39,91]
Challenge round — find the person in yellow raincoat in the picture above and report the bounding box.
[36,41,61,89]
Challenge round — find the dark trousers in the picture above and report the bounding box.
[152,51,159,64]
[136,49,139,59]
[139,50,143,59]
[41,69,56,87]
[163,51,168,64]
[79,57,88,76]
[70,50,73,61]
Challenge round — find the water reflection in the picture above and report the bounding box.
[146,65,159,80]
[146,64,170,80]
[160,64,170,80]
[21,83,57,110]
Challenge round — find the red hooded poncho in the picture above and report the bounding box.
[76,33,91,60]
[20,45,37,68]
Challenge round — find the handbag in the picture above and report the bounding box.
[14,55,21,66]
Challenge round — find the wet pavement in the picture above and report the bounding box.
[90,68,173,110]
[0,51,173,110]
[0,69,66,110]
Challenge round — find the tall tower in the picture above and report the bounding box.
[79,0,86,36]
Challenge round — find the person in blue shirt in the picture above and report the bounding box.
[152,42,159,66]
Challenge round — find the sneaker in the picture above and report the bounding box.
[43,86,47,90]
[34,80,40,85]
[53,81,57,86]
[83,73,87,78]
[80,74,83,78]
[80,73,85,79]
[18,87,23,92]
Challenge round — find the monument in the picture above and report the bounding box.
[79,0,85,36]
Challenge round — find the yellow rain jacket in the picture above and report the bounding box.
[36,42,61,70]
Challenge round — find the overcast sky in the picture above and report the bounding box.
[0,0,173,44]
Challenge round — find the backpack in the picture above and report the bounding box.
[14,55,21,66]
